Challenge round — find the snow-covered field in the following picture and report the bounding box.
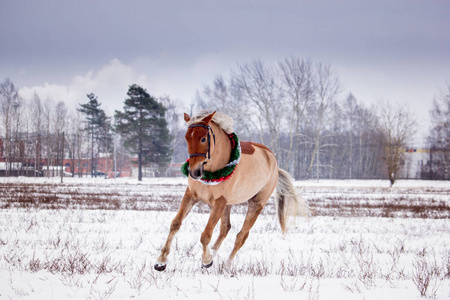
[0,177,449,299]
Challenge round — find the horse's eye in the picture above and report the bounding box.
[201,137,207,143]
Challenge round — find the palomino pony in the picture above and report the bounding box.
[154,111,308,271]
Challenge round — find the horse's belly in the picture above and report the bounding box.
[224,151,278,205]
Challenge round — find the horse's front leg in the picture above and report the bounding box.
[155,188,197,271]
[211,205,231,255]
[200,196,227,268]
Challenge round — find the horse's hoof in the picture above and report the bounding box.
[154,263,167,272]
[202,261,213,269]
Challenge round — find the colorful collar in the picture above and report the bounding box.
[181,133,241,185]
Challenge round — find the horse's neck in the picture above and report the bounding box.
[207,124,232,172]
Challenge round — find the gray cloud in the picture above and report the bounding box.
[1,0,449,143]
[4,1,448,64]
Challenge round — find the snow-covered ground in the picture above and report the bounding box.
[2,175,449,188]
[0,177,449,299]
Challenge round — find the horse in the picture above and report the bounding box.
[154,111,309,271]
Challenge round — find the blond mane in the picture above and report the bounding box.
[188,110,234,134]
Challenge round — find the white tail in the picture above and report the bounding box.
[275,169,310,234]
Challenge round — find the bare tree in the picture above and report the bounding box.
[54,101,67,133]
[43,98,55,177]
[278,57,315,177]
[307,63,342,181]
[65,113,76,176]
[344,93,357,178]
[54,101,67,176]
[427,83,450,179]
[193,56,394,181]
[21,97,34,176]
[235,59,284,158]
[341,97,384,179]
[196,75,255,139]
[75,110,86,177]
[159,95,187,165]
[31,93,44,175]
[377,101,417,186]
[11,92,24,175]
[0,79,20,175]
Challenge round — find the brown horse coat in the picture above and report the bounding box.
[154,111,308,271]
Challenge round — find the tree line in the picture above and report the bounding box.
[0,56,449,182]
[426,84,450,180]
[195,57,449,182]
[0,80,173,181]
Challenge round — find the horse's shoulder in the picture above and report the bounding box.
[240,141,273,155]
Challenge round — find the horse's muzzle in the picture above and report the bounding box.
[189,165,204,180]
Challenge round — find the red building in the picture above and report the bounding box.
[62,155,132,178]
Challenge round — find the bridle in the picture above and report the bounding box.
[188,124,216,164]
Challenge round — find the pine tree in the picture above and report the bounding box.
[115,84,173,181]
[78,93,110,177]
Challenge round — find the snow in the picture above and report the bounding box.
[0,177,449,299]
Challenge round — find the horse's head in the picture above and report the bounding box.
[184,111,216,180]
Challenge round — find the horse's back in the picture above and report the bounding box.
[240,141,274,155]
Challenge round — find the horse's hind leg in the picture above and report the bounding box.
[228,192,269,262]
[211,205,232,255]
[155,188,197,271]
[200,196,227,268]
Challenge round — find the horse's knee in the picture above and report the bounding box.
[221,222,231,234]
[170,219,182,232]
[200,231,212,245]
[236,231,249,244]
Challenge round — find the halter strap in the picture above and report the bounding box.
[187,124,216,162]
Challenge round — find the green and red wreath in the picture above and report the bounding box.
[181,133,241,185]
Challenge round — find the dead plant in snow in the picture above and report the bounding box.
[412,247,443,299]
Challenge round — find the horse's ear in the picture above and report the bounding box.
[184,113,191,123]
[202,111,216,125]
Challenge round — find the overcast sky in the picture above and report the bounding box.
[1,0,449,144]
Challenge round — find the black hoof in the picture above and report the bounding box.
[202,261,213,269]
[154,263,166,272]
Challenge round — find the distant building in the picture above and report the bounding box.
[63,155,132,178]
[401,148,430,179]
[0,136,133,178]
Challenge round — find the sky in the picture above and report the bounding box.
[1,0,449,145]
